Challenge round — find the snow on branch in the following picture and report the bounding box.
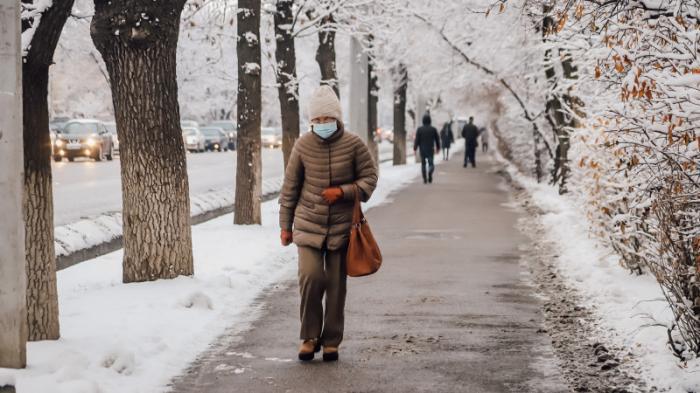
[21,0,54,57]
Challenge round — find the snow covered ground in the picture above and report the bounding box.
[497,155,700,392]
[0,157,423,393]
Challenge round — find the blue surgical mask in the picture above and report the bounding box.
[312,121,338,139]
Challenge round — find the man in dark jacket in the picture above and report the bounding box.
[414,114,440,184]
[440,121,455,160]
[461,116,479,168]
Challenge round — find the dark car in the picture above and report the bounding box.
[53,119,114,162]
[207,120,237,150]
[199,127,229,152]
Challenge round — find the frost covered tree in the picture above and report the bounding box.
[91,0,194,283]
[273,0,300,168]
[21,0,75,341]
[306,4,338,95]
[235,0,263,225]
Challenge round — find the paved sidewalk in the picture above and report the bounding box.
[169,155,567,393]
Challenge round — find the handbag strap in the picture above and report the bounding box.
[352,184,364,225]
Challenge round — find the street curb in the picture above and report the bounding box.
[55,157,392,271]
[56,190,280,271]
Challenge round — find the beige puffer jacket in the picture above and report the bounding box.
[279,123,378,250]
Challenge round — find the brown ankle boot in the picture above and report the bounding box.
[298,340,320,361]
[322,346,339,362]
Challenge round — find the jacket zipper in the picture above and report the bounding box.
[326,141,332,240]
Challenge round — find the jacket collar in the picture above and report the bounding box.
[312,121,345,144]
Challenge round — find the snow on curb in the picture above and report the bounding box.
[54,177,285,259]
[0,159,421,393]
[495,153,700,392]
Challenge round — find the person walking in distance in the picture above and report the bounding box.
[279,85,378,362]
[461,116,479,168]
[440,121,455,160]
[413,114,441,184]
[480,126,489,153]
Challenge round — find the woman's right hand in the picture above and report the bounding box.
[281,230,293,246]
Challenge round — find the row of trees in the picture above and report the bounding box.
[549,0,700,358]
[460,0,699,360]
[17,0,420,349]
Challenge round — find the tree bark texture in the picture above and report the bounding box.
[91,0,194,283]
[393,64,407,166]
[315,14,338,97]
[274,0,300,170]
[367,52,379,164]
[21,0,75,341]
[235,0,262,225]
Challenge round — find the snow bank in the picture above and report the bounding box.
[54,177,285,258]
[0,159,420,393]
[497,155,700,392]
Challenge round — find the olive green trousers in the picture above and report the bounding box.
[297,245,347,347]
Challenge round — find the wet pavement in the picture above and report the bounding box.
[169,155,568,393]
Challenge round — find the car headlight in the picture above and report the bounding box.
[86,138,97,147]
[55,139,65,147]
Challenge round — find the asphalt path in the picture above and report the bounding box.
[169,155,567,393]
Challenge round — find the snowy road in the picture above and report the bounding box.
[52,142,396,226]
[52,149,285,226]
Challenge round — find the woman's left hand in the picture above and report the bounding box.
[321,187,344,205]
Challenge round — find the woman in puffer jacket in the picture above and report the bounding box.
[279,85,378,362]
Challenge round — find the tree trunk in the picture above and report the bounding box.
[393,64,407,166]
[21,0,75,341]
[542,5,579,193]
[315,14,338,97]
[367,52,379,164]
[91,0,194,283]
[234,0,262,225]
[274,0,300,170]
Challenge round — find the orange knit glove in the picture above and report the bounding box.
[281,230,293,246]
[321,187,344,205]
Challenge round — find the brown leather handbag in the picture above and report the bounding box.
[346,184,382,277]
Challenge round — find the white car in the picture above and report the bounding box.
[182,127,206,153]
[261,127,282,149]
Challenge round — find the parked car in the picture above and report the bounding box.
[182,127,206,153]
[199,127,228,152]
[53,119,114,162]
[261,127,282,149]
[207,120,237,150]
[104,121,119,154]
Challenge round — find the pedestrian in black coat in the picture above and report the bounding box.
[413,114,440,184]
[440,122,455,161]
[461,116,479,168]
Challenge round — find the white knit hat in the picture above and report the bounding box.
[308,85,342,122]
